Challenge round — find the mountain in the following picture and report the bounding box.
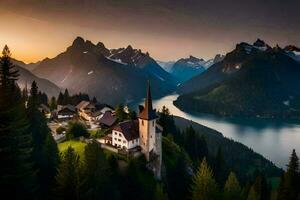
[284,45,300,62]
[12,58,40,71]
[156,60,175,72]
[14,64,61,98]
[175,39,300,118]
[170,56,206,83]
[32,37,178,105]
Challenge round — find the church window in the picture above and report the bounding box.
[152,121,154,127]
[142,120,144,126]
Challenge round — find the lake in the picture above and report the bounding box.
[130,94,300,169]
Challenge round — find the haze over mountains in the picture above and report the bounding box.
[31,37,178,105]
[11,59,61,97]
[175,39,300,118]
[10,36,300,116]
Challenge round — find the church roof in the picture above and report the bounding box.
[139,82,158,120]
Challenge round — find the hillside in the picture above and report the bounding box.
[32,37,178,105]
[14,64,61,98]
[173,116,282,180]
[175,40,300,118]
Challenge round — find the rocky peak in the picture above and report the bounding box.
[284,45,300,52]
[72,36,85,48]
[253,38,266,47]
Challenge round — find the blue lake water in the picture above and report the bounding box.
[130,94,300,169]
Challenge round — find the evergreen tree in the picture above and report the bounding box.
[247,175,270,200]
[115,104,127,121]
[57,92,64,105]
[277,149,300,200]
[55,147,80,200]
[184,126,208,162]
[224,172,242,200]
[191,158,218,200]
[49,96,57,111]
[213,147,228,185]
[27,81,59,198]
[154,184,169,200]
[0,45,37,199]
[92,96,97,103]
[247,186,260,200]
[81,141,111,199]
[63,89,70,105]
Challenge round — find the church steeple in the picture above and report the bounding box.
[139,81,157,120]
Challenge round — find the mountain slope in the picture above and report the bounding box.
[15,65,61,97]
[175,39,300,118]
[170,56,206,83]
[177,40,271,94]
[33,37,178,105]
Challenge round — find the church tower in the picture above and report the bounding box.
[138,82,162,179]
[138,82,158,160]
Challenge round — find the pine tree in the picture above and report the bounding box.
[184,126,208,162]
[57,92,64,105]
[224,172,242,200]
[81,141,111,199]
[0,45,37,199]
[247,186,259,200]
[277,149,300,200]
[92,96,97,103]
[115,104,127,121]
[55,147,80,200]
[191,158,218,200]
[49,96,57,111]
[213,147,228,185]
[154,184,169,200]
[27,81,59,198]
[63,89,70,105]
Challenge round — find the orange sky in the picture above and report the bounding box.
[0,0,299,63]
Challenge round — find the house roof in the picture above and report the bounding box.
[58,104,76,113]
[99,111,117,127]
[91,110,103,117]
[113,120,139,141]
[138,82,157,120]
[95,103,114,111]
[76,101,90,110]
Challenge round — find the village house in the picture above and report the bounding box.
[56,104,76,120]
[76,101,114,122]
[100,83,162,179]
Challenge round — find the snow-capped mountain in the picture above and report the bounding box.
[284,45,300,62]
[32,37,178,105]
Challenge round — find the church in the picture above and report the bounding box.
[104,83,162,179]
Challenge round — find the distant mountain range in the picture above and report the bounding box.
[31,37,178,105]
[158,54,224,83]
[175,39,300,118]
[11,59,61,97]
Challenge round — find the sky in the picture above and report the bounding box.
[0,0,299,63]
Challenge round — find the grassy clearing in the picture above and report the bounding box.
[58,140,87,159]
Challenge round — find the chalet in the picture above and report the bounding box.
[76,101,114,122]
[57,104,76,120]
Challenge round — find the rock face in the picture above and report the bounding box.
[175,39,300,118]
[32,37,178,105]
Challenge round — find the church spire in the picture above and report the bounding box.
[139,81,157,120]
